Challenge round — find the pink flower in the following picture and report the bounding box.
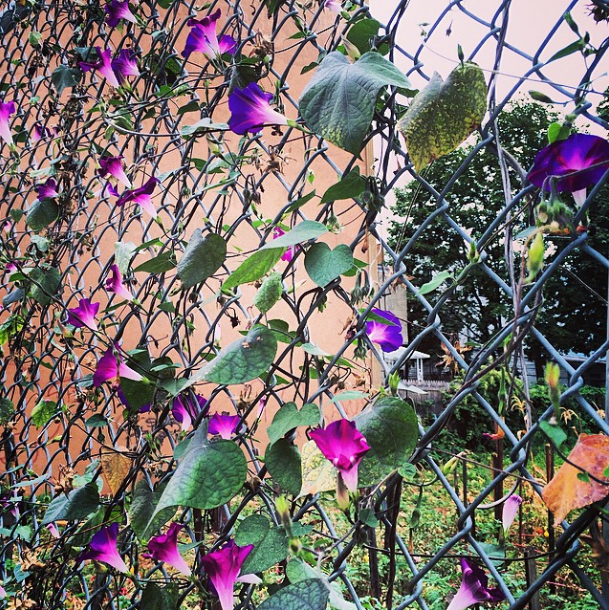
[182,9,236,59]
[46,523,60,538]
[105,0,137,27]
[80,47,121,88]
[0,101,15,146]
[93,345,142,387]
[272,227,297,262]
[228,83,288,135]
[105,263,134,302]
[172,394,208,431]
[78,523,129,573]
[446,558,505,610]
[502,494,522,534]
[146,523,192,577]
[208,413,241,439]
[66,298,100,331]
[324,0,343,13]
[309,419,370,492]
[98,155,132,189]
[115,177,159,218]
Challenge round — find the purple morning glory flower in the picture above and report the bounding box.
[0,584,5,599]
[93,344,142,387]
[5,261,17,274]
[111,49,140,85]
[228,83,289,135]
[272,227,298,262]
[66,297,100,331]
[502,494,522,534]
[324,0,343,13]
[115,176,159,218]
[528,133,609,206]
[78,523,129,574]
[201,540,254,610]
[208,413,241,439]
[309,419,370,492]
[105,263,134,302]
[146,522,192,577]
[80,47,120,88]
[182,9,236,59]
[365,308,403,353]
[46,523,60,538]
[36,178,59,200]
[32,122,51,142]
[172,393,208,431]
[98,155,132,189]
[0,101,15,146]
[446,558,505,610]
[105,0,137,27]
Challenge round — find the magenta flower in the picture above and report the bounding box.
[46,523,60,538]
[0,101,15,146]
[32,122,51,142]
[528,133,609,206]
[502,494,522,534]
[105,0,137,27]
[78,523,129,574]
[93,345,142,387]
[105,263,134,301]
[6,261,17,274]
[309,419,370,492]
[80,47,121,88]
[146,523,192,577]
[111,49,140,85]
[66,298,100,331]
[0,584,5,599]
[182,9,236,58]
[98,155,132,188]
[115,176,159,218]
[36,178,59,200]
[324,0,343,13]
[208,413,241,439]
[172,393,208,431]
[228,83,289,135]
[365,308,403,353]
[272,227,297,262]
[446,558,505,610]
[201,540,254,610]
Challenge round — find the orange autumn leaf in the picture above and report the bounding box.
[542,434,609,524]
[100,450,132,496]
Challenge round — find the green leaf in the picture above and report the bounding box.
[114,241,137,275]
[540,420,567,449]
[180,118,229,138]
[153,424,247,515]
[26,198,59,232]
[528,90,555,104]
[29,267,61,306]
[129,480,176,542]
[120,378,156,413]
[258,579,329,610]
[477,542,506,568]
[415,270,453,296]
[140,582,179,610]
[266,439,302,496]
[177,230,227,289]
[547,39,584,64]
[300,51,413,154]
[185,325,277,387]
[31,399,60,428]
[283,191,317,215]
[320,169,367,203]
[0,397,14,425]
[223,249,284,291]
[42,484,100,524]
[51,65,81,95]
[346,18,388,55]
[85,414,108,428]
[134,252,176,274]
[254,272,284,314]
[304,243,354,287]
[355,396,418,485]
[268,402,320,444]
[398,62,487,172]
[260,221,328,250]
[547,121,571,144]
[235,514,289,573]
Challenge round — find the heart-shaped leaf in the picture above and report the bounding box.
[305,243,353,287]
[224,249,284,290]
[265,439,302,496]
[177,230,226,289]
[268,402,320,444]
[42,484,100,524]
[399,61,487,172]
[257,579,329,610]
[26,198,59,232]
[234,514,289,573]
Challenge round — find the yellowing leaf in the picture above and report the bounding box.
[298,440,335,497]
[100,450,132,496]
[542,434,609,524]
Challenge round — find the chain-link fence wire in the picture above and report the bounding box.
[1,0,609,608]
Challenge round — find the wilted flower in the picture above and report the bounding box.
[365,308,403,352]
[111,49,140,85]
[105,0,137,27]
[115,176,159,218]
[182,9,236,58]
[0,101,15,146]
[36,178,60,200]
[528,133,609,206]
[172,394,208,431]
[93,345,142,387]
[66,298,100,331]
[208,413,241,439]
[146,523,192,577]
[98,155,132,189]
[201,540,254,610]
[446,558,505,610]
[228,83,289,135]
[78,523,129,574]
[80,47,121,88]
[502,494,522,534]
[105,263,134,301]
[324,0,343,13]
[310,419,370,492]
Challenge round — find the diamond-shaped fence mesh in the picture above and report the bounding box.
[1,0,609,608]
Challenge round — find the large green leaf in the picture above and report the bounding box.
[268,402,320,444]
[265,439,302,496]
[153,424,247,514]
[234,514,289,574]
[185,325,277,387]
[42,484,100,524]
[28,267,61,306]
[140,582,179,610]
[134,252,177,274]
[224,249,284,290]
[398,62,487,172]
[254,272,283,314]
[320,169,366,203]
[26,198,59,232]
[304,243,353,287]
[51,65,81,95]
[260,221,328,250]
[129,480,176,542]
[299,51,413,154]
[355,396,418,486]
[257,579,329,610]
[177,230,226,289]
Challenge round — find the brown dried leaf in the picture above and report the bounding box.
[542,434,609,524]
[100,450,131,496]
